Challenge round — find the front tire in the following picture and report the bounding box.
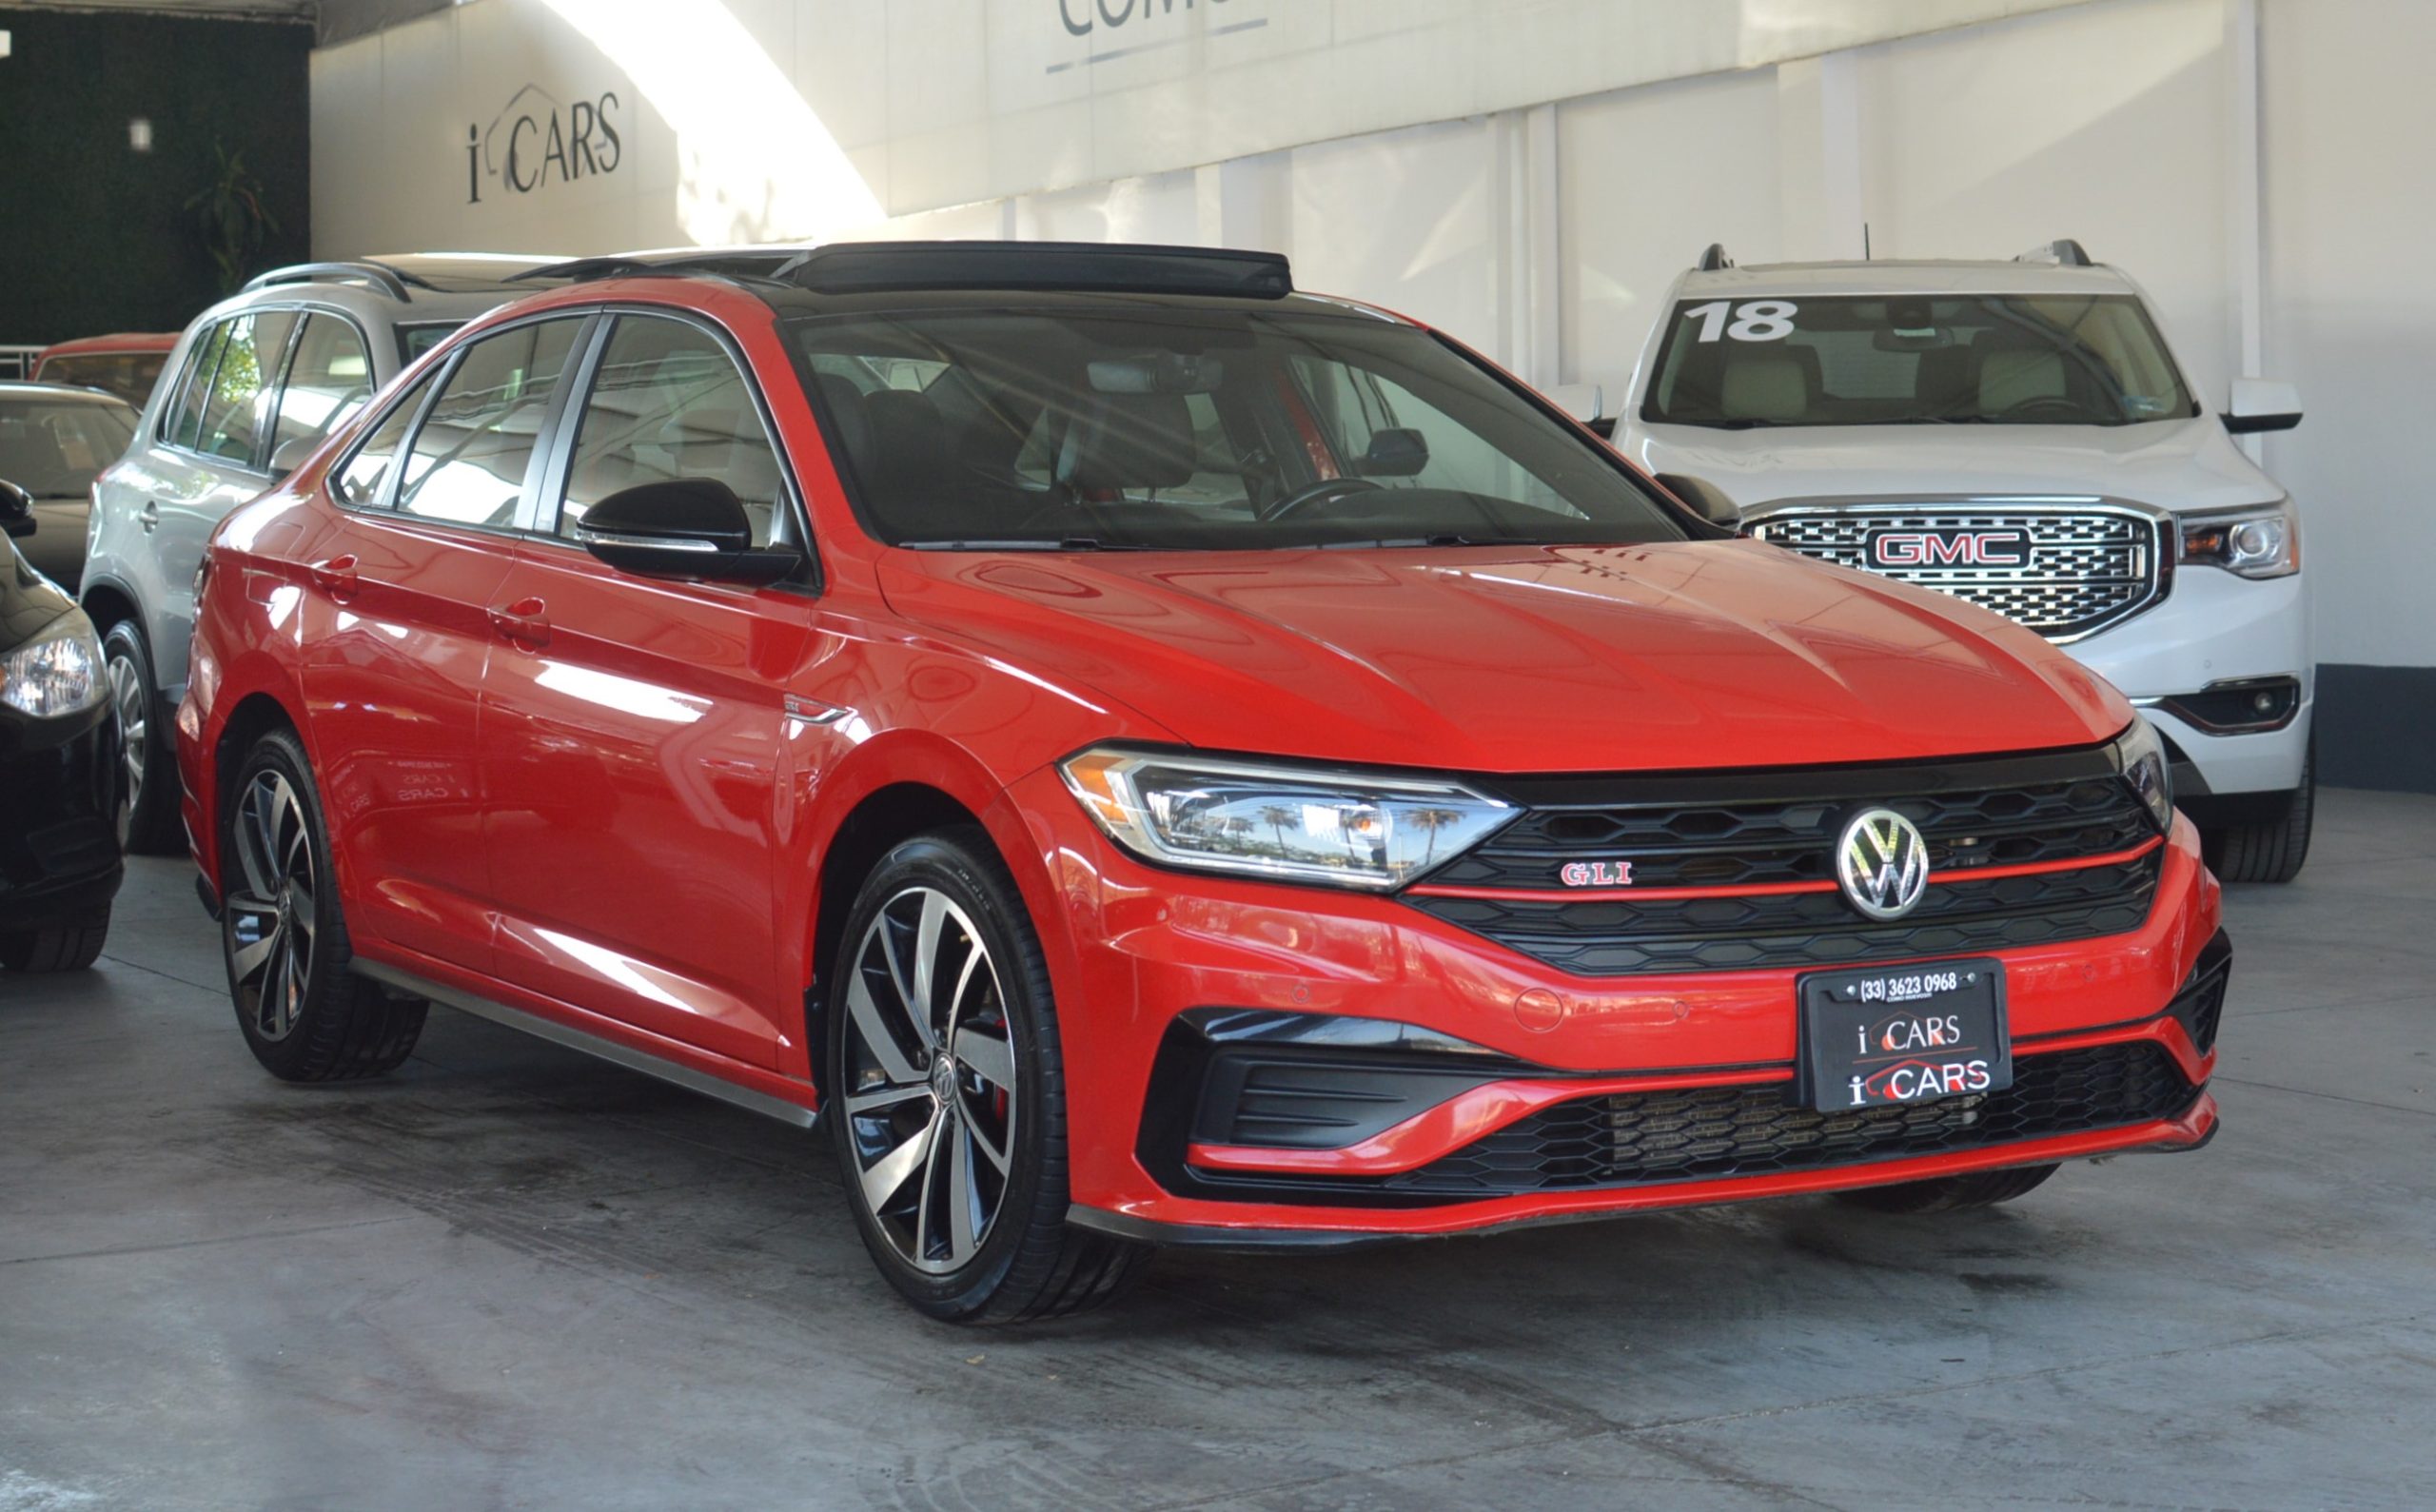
[1837,1162,2059,1213]
[2201,737,2315,885]
[0,906,111,973]
[102,619,182,854]
[221,729,425,1081]
[827,827,1148,1324]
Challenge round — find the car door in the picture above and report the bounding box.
[295,314,589,971]
[478,311,806,1068]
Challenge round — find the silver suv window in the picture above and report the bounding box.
[272,314,375,455]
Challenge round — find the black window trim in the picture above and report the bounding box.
[521,303,823,596]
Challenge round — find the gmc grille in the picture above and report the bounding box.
[1745,503,2166,641]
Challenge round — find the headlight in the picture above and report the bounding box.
[0,613,107,719]
[2111,718,2174,835]
[1060,748,1513,890]
[2181,498,2297,579]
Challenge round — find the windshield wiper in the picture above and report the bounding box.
[1316,534,1493,549]
[895,537,1159,552]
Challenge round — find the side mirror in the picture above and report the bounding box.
[575,478,805,587]
[1654,472,1741,528]
[1543,382,1605,426]
[1354,428,1430,478]
[0,481,34,540]
[267,436,317,480]
[2224,378,2302,434]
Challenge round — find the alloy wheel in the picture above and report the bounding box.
[106,650,146,847]
[225,770,318,1042]
[840,886,1021,1275]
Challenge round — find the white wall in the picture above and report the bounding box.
[2259,0,2436,668]
[308,0,2435,685]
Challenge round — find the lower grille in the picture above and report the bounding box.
[1745,504,2166,641]
[1385,1041,2196,1196]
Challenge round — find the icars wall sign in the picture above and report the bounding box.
[466,84,622,205]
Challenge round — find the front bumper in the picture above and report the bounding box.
[2071,567,2309,798]
[1010,766,2224,1244]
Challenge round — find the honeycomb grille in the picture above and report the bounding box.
[1384,1041,2196,1195]
[1747,506,2164,640]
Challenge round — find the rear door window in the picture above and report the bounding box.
[395,318,583,526]
[167,323,232,452]
[335,370,437,509]
[272,314,376,455]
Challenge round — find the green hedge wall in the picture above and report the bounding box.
[0,10,312,346]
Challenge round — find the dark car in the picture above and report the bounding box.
[0,485,121,972]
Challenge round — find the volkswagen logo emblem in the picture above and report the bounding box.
[1836,808,1930,921]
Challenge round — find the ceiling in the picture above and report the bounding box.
[0,0,454,44]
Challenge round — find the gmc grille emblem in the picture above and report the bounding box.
[1866,527,2032,568]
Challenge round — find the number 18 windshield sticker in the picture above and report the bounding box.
[1682,300,1798,342]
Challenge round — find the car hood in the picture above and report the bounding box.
[876,540,2131,774]
[1622,415,2281,516]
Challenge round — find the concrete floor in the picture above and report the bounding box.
[3,791,2432,1511]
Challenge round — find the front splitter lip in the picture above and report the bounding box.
[1071,1092,2216,1250]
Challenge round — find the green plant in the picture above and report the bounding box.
[187,140,279,294]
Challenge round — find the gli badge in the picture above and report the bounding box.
[1561,860,1634,888]
[1836,808,1930,921]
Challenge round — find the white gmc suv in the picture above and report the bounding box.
[1610,242,2312,881]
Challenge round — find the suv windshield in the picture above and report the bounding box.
[0,397,135,497]
[1643,293,2197,428]
[791,306,1685,550]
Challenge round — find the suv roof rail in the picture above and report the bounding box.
[1696,243,1734,272]
[241,260,439,302]
[516,241,1297,300]
[2014,239,2094,267]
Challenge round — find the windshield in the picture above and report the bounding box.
[790,306,1685,550]
[35,352,168,406]
[1643,293,2197,428]
[0,398,135,497]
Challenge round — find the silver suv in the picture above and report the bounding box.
[83,255,561,851]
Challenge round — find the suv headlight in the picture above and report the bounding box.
[2111,717,2174,835]
[2181,498,2297,579]
[1060,748,1513,890]
[0,612,107,719]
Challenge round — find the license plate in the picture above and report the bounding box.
[1797,958,2012,1112]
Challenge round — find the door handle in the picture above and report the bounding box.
[139,500,161,534]
[487,596,551,649]
[306,554,361,602]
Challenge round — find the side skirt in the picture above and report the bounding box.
[352,959,820,1130]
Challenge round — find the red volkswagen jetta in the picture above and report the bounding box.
[179,243,2227,1322]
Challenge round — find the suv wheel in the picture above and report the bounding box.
[0,906,111,973]
[102,620,182,854]
[1837,1162,2059,1213]
[828,828,1149,1324]
[2201,737,2315,885]
[222,729,425,1081]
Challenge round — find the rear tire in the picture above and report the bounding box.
[827,826,1149,1324]
[0,907,111,972]
[102,619,182,854]
[221,728,425,1082]
[2201,737,2315,885]
[1837,1162,2059,1213]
